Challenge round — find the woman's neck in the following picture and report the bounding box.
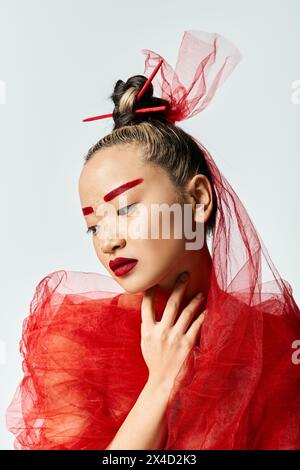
[156,242,212,310]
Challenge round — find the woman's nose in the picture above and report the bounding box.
[101,237,126,254]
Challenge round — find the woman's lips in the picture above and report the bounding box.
[113,260,138,277]
[109,258,139,277]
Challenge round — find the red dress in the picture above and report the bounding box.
[6,268,300,450]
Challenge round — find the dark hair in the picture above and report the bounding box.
[84,74,217,237]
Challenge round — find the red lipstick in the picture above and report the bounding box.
[109,257,138,277]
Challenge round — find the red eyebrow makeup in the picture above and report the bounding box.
[103,178,144,202]
[82,206,94,216]
[82,178,144,215]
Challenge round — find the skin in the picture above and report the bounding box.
[78,142,214,449]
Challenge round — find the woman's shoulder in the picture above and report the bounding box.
[20,269,132,353]
[25,269,146,346]
[32,269,124,301]
[23,267,145,362]
[29,269,126,313]
[10,270,148,449]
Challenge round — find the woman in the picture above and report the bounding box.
[6,30,300,450]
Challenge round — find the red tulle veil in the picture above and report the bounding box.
[6,30,300,450]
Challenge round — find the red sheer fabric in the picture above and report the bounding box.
[6,30,300,450]
[141,30,242,123]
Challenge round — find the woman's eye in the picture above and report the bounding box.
[117,203,137,216]
[86,204,137,235]
[86,225,99,236]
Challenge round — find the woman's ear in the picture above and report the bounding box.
[184,174,213,224]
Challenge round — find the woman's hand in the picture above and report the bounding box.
[141,272,206,391]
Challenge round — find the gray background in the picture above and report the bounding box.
[0,0,299,449]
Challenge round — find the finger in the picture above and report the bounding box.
[174,292,204,334]
[161,272,189,327]
[185,308,207,343]
[141,285,157,328]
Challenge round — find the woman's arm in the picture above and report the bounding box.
[105,379,172,450]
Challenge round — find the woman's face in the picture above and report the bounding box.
[78,143,208,294]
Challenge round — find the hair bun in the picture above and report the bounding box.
[110,74,170,129]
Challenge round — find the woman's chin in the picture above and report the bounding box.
[112,272,146,294]
[116,276,156,295]
[111,265,176,295]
